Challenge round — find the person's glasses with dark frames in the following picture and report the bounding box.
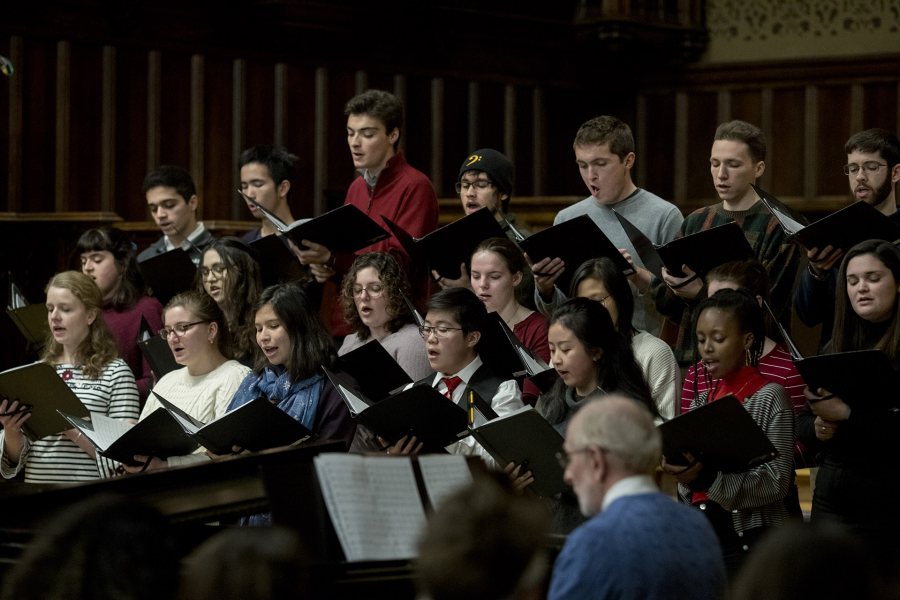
[352,283,385,298]
[199,264,227,280]
[455,179,495,194]
[842,161,887,175]
[159,321,208,339]
[418,324,464,339]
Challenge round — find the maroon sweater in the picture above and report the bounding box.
[102,295,163,404]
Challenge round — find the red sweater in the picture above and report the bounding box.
[329,152,439,335]
[102,295,163,404]
[513,311,550,406]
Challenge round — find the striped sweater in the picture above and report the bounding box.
[678,382,795,534]
[0,359,140,483]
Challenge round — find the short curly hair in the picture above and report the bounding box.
[340,252,413,341]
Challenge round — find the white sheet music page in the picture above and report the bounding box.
[417,454,473,510]
[314,454,426,562]
[89,412,132,449]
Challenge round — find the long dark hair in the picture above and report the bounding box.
[568,257,634,335]
[75,227,146,311]
[832,239,900,360]
[254,283,335,381]
[198,238,262,360]
[537,298,656,425]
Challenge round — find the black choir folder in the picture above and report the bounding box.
[477,312,558,393]
[239,190,388,253]
[384,208,506,280]
[61,394,315,465]
[136,315,182,379]
[137,248,197,305]
[58,408,198,466]
[468,406,566,497]
[616,214,754,279]
[155,393,316,455]
[335,340,415,402]
[323,366,468,453]
[769,308,896,407]
[659,395,777,473]
[754,184,900,252]
[248,234,308,286]
[519,215,634,293]
[0,362,89,440]
[6,280,49,346]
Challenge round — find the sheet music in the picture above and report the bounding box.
[88,412,133,448]
[9,282,27,310]
[760,196,804,234]
[417,454,473,510]
[516,346,550,374]
[314,454,427,562]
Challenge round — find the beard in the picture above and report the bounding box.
[861,175,894,210]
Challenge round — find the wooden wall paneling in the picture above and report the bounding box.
[467,81,479,152]
[636,92,676,202]
[503,84,516,166]
[4,36,24,212]
[716,90,730,124]
[849,83,864,134]
[188,54,205,217]
[673,92,689,204]
[201,55,234,219]
[158,52,195,170]
[803,85,818,199]
[531,87,545,195]
[402,74,437,192]
[354,70,367,96]
[431,77,445,195]
[313,66,328,214]
[758,88,774,190]
[684,91,718,202]
[769,87,805,197]
[68,43,103,213]
[512,86,534,197]
[433,77,467,197]
[146,50,161,172]
[273,62,287,148]
[861,81,899,132]
[115,47,150,221]
[393,74,407,119]
[100,45,115,213]
[815,85,852,198]
[231,58,246,220]
[54,40,71,212]
[476,81,505,153]
[281,64,316,217]
[242,59,278,148]
[323,69,356,210]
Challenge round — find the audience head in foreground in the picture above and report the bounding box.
[2,494,179,600]
[417,472,550,600]
[548,395,725,600]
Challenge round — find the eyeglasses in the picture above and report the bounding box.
[455,179,494,194]
[200,264,227,279]
[843,161,887,176]
[159,321,207,339]
[418,324,464,339]
[352,283,385,298]
[555,446,608,469]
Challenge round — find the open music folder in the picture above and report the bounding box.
[0,362,89,440]
[754,184,900,252]
[383,208,506,280]
[659,395,778,473]
[239,190,388,253]
[519,214,634,293]
[323,366,469,453]
[136,315,182,380]
[335,340,415,402]
[468,405,566,497]
[6,279,49,346]
[615,213,754,279]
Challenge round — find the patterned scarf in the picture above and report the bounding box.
[252,367,323,431]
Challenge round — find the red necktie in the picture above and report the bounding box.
[442,376,463,399]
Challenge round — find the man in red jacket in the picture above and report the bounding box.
[297,89,439,337]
